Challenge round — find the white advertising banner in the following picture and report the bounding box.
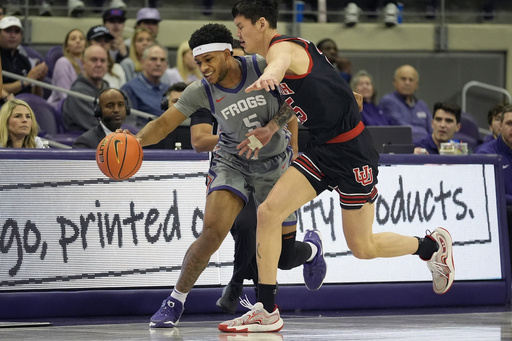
[0,158,502,291]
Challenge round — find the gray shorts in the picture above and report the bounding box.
[206,147,296,226]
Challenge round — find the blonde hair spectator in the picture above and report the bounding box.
[176,40,202,83]
[0,99,43,148]
[129,28,153,73]
[121,28,154,82]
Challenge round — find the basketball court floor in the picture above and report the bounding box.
[1,305,511,341]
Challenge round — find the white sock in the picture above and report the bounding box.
[170,288,188,304]
[306,242,318,262]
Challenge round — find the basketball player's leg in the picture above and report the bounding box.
[256,167,317,287]
[176,189,244,293]
[150,189,244,328]
[342,202,418,259]
[342,201,454,295]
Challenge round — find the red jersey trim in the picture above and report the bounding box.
[326,121,365,144]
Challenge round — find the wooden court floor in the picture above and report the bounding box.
[1,305,511,341]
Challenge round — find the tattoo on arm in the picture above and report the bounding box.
[272,102,295,129]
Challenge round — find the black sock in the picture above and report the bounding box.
[278,231,312,270]
[414,236,439,260]
[257,283,277,312]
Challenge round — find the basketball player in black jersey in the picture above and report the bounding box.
[218,0,455,333]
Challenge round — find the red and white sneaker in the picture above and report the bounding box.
[218,297,283,333]
[426,227,455,294]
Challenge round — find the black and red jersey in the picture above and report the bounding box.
[269,35,361,145]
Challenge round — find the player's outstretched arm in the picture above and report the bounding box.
[135,107,187,147]
[245,42,293,93]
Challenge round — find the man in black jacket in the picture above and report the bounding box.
[72,88,129,149]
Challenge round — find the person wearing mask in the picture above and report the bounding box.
[63,45,109,132]
[0,98,45,148]
[47,28,85,109]
[72,88,129,148]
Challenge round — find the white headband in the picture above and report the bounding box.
[192,43,233,57]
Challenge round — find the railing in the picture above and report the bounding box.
[2,70,157,121]
[461,80,512,113]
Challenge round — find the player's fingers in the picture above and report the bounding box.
[252,148,260,159]
[245,148,254,159]
[237,139,250,150]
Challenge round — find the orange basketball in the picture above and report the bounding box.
[96,132,143,180]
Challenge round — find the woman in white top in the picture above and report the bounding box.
[120,28,154,82]
[162,40,202,86]
[47,28,85,109]
[0,99,45,148]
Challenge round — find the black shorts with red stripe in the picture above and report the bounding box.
[291,128,380,210]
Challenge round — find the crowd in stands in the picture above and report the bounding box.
[0,2,508,154]
[0,3,508,155]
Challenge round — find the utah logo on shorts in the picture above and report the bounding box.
[353,165,373,186]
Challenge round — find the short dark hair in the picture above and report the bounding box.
[433,102,462,123]
[501,104,512,122]
[316,38,337,51]
[232,0,279,29]
[487,103,506,125]
[188,23,233,51]
[165,82,187,96]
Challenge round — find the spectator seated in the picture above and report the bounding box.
[15,93,81,146]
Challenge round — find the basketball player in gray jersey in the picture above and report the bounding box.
[130,23,327,329]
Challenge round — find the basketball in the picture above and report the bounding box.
[96,132,143,180]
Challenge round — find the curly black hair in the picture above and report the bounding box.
[188,23,233,51]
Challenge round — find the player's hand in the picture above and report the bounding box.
[237,127,273,159]
[246,75,280,93]
[353,91,363,112]
[115,129,142,144]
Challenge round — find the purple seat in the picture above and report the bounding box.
[453,112,482,151]
[44,46,63,79]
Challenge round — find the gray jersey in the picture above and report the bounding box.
[174,55,290,159]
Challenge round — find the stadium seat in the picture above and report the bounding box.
[44,46,63,79]
[453,111,482,151]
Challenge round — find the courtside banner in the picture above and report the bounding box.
[0,151,504,291]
